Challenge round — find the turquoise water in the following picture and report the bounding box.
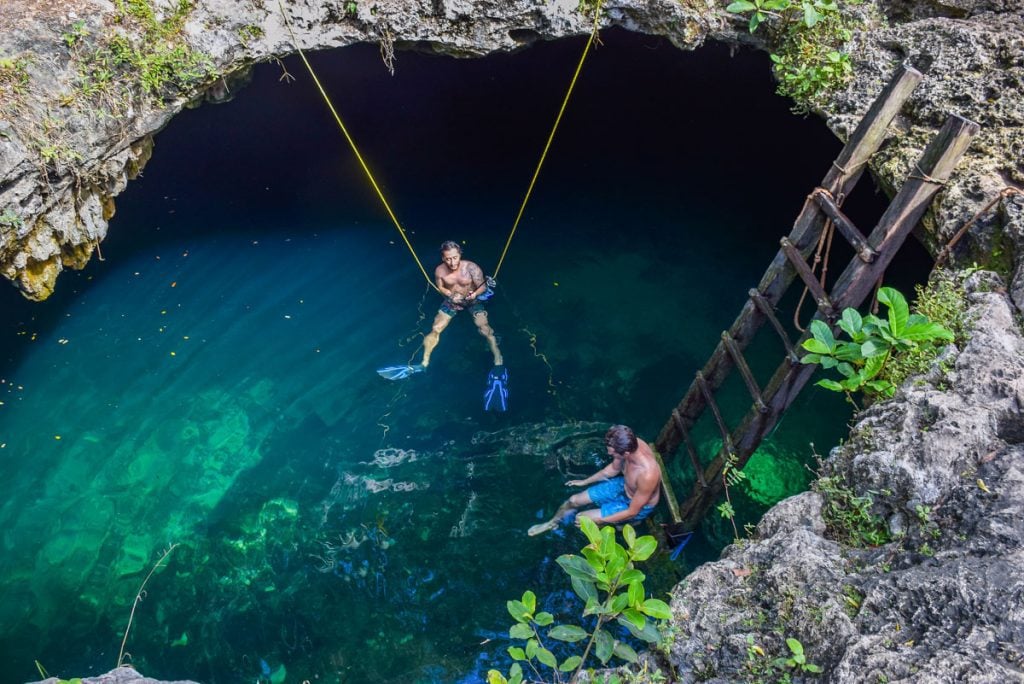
[0,31,930,682]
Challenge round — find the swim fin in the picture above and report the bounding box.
[483,366,509,411]
[376,364,425,381]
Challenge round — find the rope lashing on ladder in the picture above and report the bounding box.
[793,187,839,332]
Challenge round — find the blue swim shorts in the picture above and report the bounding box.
[440,298,486,317]
[586,477,656,523]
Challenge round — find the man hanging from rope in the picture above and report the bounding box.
[422,240,504,369]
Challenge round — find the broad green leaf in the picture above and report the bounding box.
[582,547,604,571]
[557,554,598,582]
[763,0,791,9]
[606,551,627,581]
[536,648,557,669]
[809,319,836,350]
[622,524,636,549]
[787,637,804,655]
[579,515,602,546]
[509,623,533,640]
[803,2,821,26]
[613,641,639,664]
[726,0,757,10]
[617,615,660,643]
[508,646,526,660]
[622,607,646,630]
[861,339,889,358]
[628,580,645,607]
[486,670,507,684]
[507,600,530,622]
[641,598,672,620]
[878,287,909,337]
[863,353,886,380]
[817,378,844,395]
[600,526,617,556]
[510,663,523,684]
[584,596,600,616]
[549,624,589,642]
[806,663,824,673]
[559,655,582,672]
[594,628,615,664]
[571,576,598,603]
[534,611,554,626]
[631,536,657,562]
[801,338,833,355]
[525,638,538,659]
[620,569,645,585]
[801,352,822,365]
[835,341,865,362]
[835,361,856,378]
[521,590,536,614]
[819,356,837,369]
[610,592,630,613]
[902,322,954,342]
[749,11,763,32]
[839,309,863,337]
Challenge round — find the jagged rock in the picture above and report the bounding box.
[34,666,198,684]
[1,0,1022,299]
[665,274,1024,682]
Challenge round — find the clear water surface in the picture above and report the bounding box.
[0,30,931,683]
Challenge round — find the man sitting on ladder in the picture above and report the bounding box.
[423,240,504,369]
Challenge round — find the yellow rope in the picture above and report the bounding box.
[277,0,604,287]
[493,1,604,280]
[276,0,438,291]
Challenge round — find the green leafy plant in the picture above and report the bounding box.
[0,208,22,230]
[813,473,889,547]
[801,287,954,402]
[716,451,746,540]
[63,0,212,109]
[772,637,823,674]
[725,0,864,112]
[487,519,671,684]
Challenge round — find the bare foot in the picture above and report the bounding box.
[528,521,556,537]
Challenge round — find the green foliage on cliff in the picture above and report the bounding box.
[0,56,31,116]
[725,0,866,113]
[62,0,213,110]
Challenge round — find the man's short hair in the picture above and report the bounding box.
[440,240,462,254]
[605,425,637,456]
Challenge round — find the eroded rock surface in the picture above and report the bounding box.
[1,0,1022,299]
[668,273,1024,682]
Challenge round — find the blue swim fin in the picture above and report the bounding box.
[483,366,509,411]
[669,531,694,561]
[376,364,425,381]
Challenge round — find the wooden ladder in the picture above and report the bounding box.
[654,64,979,533]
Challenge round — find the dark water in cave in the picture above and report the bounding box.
[0,29,932,683]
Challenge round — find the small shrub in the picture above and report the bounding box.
[813,474,890,547]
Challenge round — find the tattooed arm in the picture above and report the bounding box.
[466,262,487,300]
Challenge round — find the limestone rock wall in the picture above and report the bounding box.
[667,273,1024,682]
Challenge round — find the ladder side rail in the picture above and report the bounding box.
[654,65,922,460]
[675,114,979,529]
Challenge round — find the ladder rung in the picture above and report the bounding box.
[748,289,799,364]
[696,371,735,455]
[780,237,834,317]
[813,191,877,262]
[672,409,708,488]
[721,332,768,413]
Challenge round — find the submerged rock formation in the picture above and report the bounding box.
[5,0,1023,682]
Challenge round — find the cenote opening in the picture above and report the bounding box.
[0,29,932,683]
